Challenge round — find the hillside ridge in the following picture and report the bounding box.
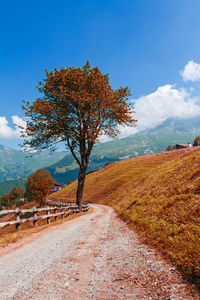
[1,116,200,196]
[49,146,200,287]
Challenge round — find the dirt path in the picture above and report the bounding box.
[0,204,197,299]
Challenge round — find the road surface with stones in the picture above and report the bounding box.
[0,204,197,299]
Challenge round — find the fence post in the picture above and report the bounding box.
[15,208,21,231]
[46,206,50,224]
[54,207,58,221]
[32,207,38,227]
[61,207,64,219]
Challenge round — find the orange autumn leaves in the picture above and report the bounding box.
[21,61,137,209]
[25,169,54,206]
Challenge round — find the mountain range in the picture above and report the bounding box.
[0,116,200,196]
[46,116,200,184]
[0,145,66,182]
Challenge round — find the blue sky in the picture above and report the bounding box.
[1,0,200,149]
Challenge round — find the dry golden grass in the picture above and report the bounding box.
[49,146,200,287]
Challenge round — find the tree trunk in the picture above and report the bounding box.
[76,167,86,212]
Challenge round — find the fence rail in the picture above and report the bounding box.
[46,199,89,210]
[0,201,89,232]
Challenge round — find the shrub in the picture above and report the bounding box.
[167,145,174,151]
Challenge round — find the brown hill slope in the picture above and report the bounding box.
[49,147,200,286]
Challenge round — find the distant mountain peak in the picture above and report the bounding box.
[136,116,200,136]
[0,144,6,150]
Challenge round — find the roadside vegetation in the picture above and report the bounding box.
[49,146,200,287]
[0,169,54,208]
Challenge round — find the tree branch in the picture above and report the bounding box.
[66,137,81,167]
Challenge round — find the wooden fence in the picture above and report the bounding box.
[0,201,89,232]
[46,199,89,209]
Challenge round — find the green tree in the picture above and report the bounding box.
[167,145,174,151]
[193,135,200,146]
[25,169,54,206]
[21,61,137,211]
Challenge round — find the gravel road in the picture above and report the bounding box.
[0,204,197,300]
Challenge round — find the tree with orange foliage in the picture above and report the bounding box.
[0,193,10,208]
[21,61,137,211]
[0,186,24,208]
[25,169,54,206]
[166,145,174,151]
[194,135,200,146]
[9,186,24,206]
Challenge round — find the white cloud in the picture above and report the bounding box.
[117,124,138,137]
[1,83,200,143]
[98,84,200,140]
[0,116,26,139]
[131,84,200,129]
[180,60,200,82]
[99,125,138,142]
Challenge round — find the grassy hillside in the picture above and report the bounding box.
[46,153,119,185]
[2,117,200,186]
[38,117,200,184]
[49,146,200,286]
[0,178,26,198]
[0,144,66,182]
